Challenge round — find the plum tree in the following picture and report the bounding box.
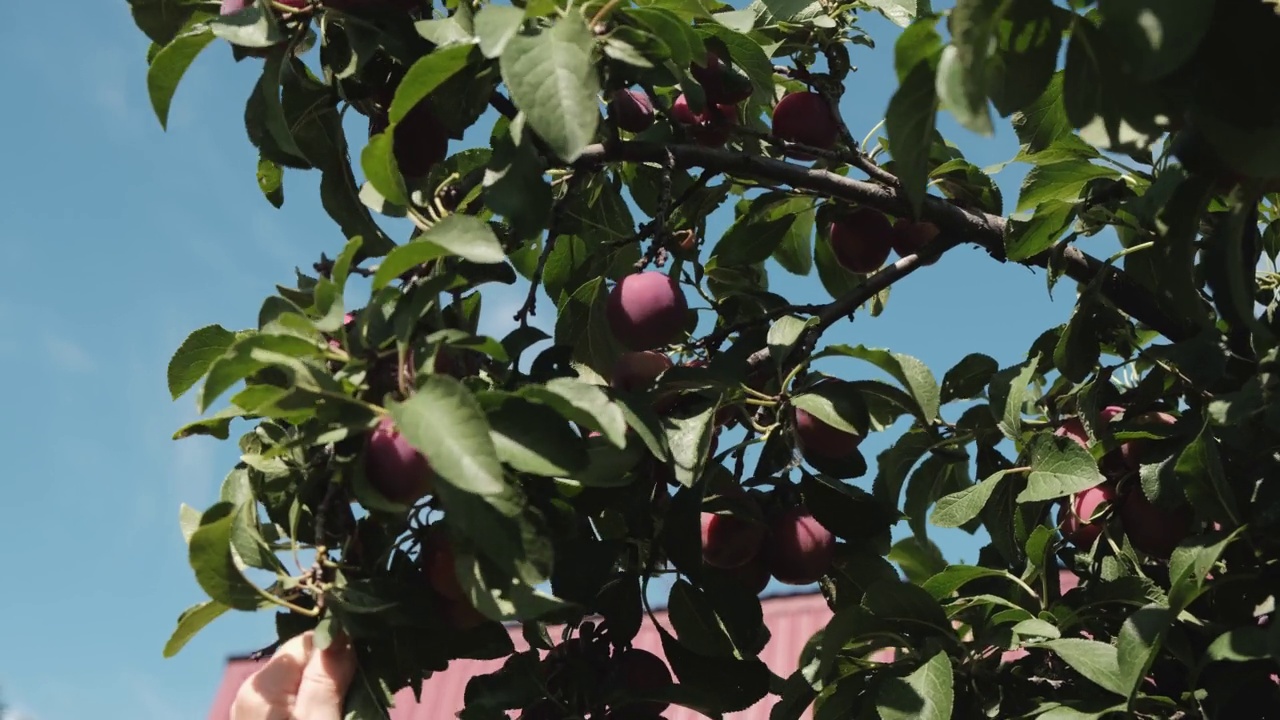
[141,0,1280,715]
[1058,483,1117,549]
[605,271,688,350]
[771,91,840,158]
[364,416,434,504]
[827,208,894,273]
[609,90,655,133]
[670,94,738,147]
[765,506,835,585]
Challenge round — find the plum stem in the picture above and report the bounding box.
[587,0,622,26]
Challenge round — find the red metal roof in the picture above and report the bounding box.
[207,570,1081,719]
[208,591,832,720]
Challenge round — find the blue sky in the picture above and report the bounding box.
[0,3,1092,719]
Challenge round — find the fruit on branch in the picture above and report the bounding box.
[369,100,449,180]
[611,351,673,393]
[421,525,464,602]
[671,94,738,147]
[608,648,673,718]
[701,503,765,569]
[1119,487,1192,558]
[606,272,689,351]
[364,416,435,504]
[794,403,863,460]
[771,91,840,159]
[1058,483,1118,550]
[828,208,894,274]
[765,506,835,585]
[609,90,656,133]
[1117,411,1177,471]
[688,50,753,104]
[891,219,940,265]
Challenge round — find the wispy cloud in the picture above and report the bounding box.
[41,332,96,374]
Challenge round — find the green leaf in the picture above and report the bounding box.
[1016,433,1106,503]
[985,0,1064,116]
[1017,160,1119,212]
[188,502,271,611]
[1034,639,1127,696]
[930,469,1012,528]
[163,600,230,658]
[988,356,1038,441]
[199,333,326,412]
[372,216,506,289]
[480,392,589,477]
[1004,200,1076,261]
[1115,604,1172,700]
[474,4,525,58]
[940,352,998,403]
[936,0,1000,135]
[626,7,698,68]
[499,15,601,162]
[360,130,409,208]
[872,430,934,507]
[885,60,940,220]
[767,316,814,369]
[168,324,237,400]
[554,277,622,377]
[209,4,285,48]
[1011,73,1077,155]
[863,578,950,629]
[1167,529,1238,611]
[389,44,478,124]
[801,475,898,543]
[1205,626,1270,663]
[771,200,816,275]
[820,345,940,424]
[668,579,736,657]
[862,0,925,28]
[695,25,776,102]
[518,377,628,447]
[876,651,954,720]
[663,403,717,488]
[920,565,1024,600]
[388,376,508,498]
[713,196,812,266]
[792,384,870,436]
[128,0,212,46]
[147,27,216,129]
[888,536,948,585]
[1096,0,1212,81]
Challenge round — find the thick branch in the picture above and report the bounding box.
[574,141,1197,343]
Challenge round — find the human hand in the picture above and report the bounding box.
[230,630,357,720]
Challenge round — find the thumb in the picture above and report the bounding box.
[292,633,358,720]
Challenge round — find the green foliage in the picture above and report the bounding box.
[134,0,1280,717]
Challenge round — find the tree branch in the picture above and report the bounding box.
[571,141,1197,343]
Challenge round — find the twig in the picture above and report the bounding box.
[514,172,588,324]
[609,168,717,250]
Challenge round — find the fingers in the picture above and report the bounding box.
[230,633,313,720]
[292,633,358,720]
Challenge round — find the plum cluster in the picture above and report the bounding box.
[520,624,674,720]
[1054,406,1192,558]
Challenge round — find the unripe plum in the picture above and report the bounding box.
[701,508,765,569]
[671,94,737,147]
[688,51,753,104]
[606,272,689,351]
[795,406,862,460]
[765,506,835,585]
[1119,487,1192,558]
[1058,483,1117,549]
[610,90,656,133]
[365,416,435,504]
[891,220,940,265]
[611,648,673,717]
[828,208,894,274]
[612,351,673,393]
[771,91,839,159]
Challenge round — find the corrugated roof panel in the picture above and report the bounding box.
[208,592,832,720]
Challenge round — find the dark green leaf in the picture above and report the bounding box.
[389,376,507,497]
[373,216,506,289]
[1034,639,1126,696]
[820,345,940,424]
[1017,433,1106,503]
[1016,160,1119,212]
[147,27,216,129]
[499,15,601,162]
[389,44,478,124]
[480,392,588,476]
[168,324,237,400]
[188,502,271,611]
[930,469,1012,528]
[940,352,998,403]
[876,651,954,720]
[163,600,230,658]
[886,62,940,219]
